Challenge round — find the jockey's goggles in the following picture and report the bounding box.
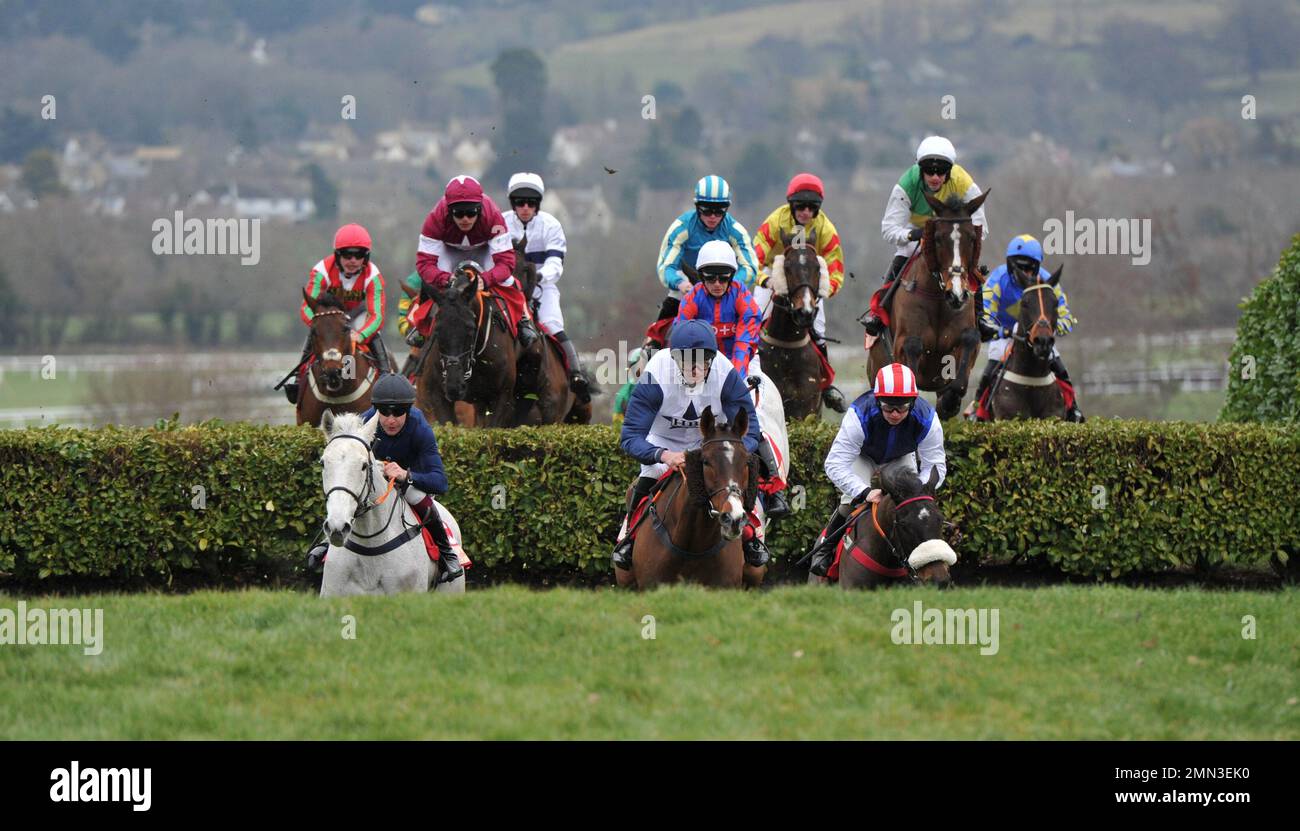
[879,400,913,415]
[336,247,369,259]
[920,161,952,176]
[695,203,729,217]
[671,348,715,374]
[699,268,735,284]
[376,404,411,417]
[450,204,481,219]
[790,201,821,215]
[510,197,540,209]
[1010,256,1040,272]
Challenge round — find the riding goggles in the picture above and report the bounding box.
[375,404,411,417]
[510,197,540,209]
[450,205,481,219]
[336,247,369,259]
[790,201,821,215]
[920,161,952,176]
[695,203,729,217]
[699,268,735,284]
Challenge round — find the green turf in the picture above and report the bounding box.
[0,586,1295,739]
[0,370,93,408]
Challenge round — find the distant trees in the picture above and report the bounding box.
[0,106,57,164]
[486,48,551,183]
[1216,0,1300,84]
[21,149,67,198]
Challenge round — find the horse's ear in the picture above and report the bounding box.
[515,234,527,253]
[460,274,478,300]
[731,404,749,439]
[806,228,817,249]
[780,229,792,247]
[682,262,699,283]
[303,287,318,313]
[1048,264,1062,287]
[922,190,946,214]
[923,467,940,496]
[700,405,716,437]
[360,411,380,444]
[964,189,990,215]
[320,409,335,436]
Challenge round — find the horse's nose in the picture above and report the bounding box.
[327,521,350,547]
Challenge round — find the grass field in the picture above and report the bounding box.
[1,586,1295,740]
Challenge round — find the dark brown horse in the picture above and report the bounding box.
[510,235,591,425]
[615,406,765,590]
[867,190,990,420]
[416,267,519,427]
[989,267,1066,420]
[757,231,825,420]
[296,290,382,427]
[817,463,955,589]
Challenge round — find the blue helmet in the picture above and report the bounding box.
[1006,234,1043,263]
[668,319,718,352]
[694,175,731,205]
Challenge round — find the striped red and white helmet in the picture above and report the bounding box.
[873,363,918,398]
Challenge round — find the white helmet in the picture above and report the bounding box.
[695,240,739,273]
[916,136,956,164]
[507,172,545,200]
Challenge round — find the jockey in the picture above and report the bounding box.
[967,234,1084,422]
[647,175,761,346]
[613,319,768,571]
[417,174,538,350]
[751,173,848,412]
[862,136,989,338]
[675,240,789,519]
[284,223,391,404]
[305,374,463,584]
[612,346,647,424]
[805,363,948,577]
[503,171,590,403]
[396,270,423,378]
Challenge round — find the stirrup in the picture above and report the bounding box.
[612,535,635,570]
[437,549,464,584]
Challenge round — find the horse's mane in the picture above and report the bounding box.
[314,292,346,312]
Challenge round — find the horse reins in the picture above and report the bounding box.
[857,494,935,581]
[439,280,495,393]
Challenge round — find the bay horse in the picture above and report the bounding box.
[757,230,826,420]
[616,406,765,590]
[296,290,382,427]
[867,190,990,420]
[813,461,956,589]
[318,410,466,596]
[988,266,1067,420]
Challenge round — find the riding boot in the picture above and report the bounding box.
[517,316,540,350]
[1049,354,1085,423]
[743,532,771,568]
[812,337,848,413]
[556,332,591,403]
[755,441,790,520]
[284,331,313,404]
[423,505,463,584]
[305,529,328,572]
[613,477,656,570]
[860,256,909,337]
[965,359,1000,421]
[367,334,393,375]
[806,504,854,577]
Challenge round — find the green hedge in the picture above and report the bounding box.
[1222,233,1300,423]
[1,419,1298,588]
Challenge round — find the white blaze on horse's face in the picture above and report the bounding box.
[712,441,746,539]
[948,225,964,300]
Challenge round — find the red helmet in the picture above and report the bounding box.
[873,363,919,398]
[444,174,484,205]
[333,223,372,251]
[786,172,825,203]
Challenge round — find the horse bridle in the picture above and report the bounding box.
[310,309,355,375]
[699,437,747,520]
[438,279,493,395]
[872,494,936,583]
[922,216,977,297]
[323,433,380,522]
[1011,282,1056,347]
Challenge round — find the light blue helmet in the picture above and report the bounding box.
[694,175,731,205]
[1006,234,1043,264]
[668,319,718,352]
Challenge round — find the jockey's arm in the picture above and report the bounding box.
[417,234,452,289]
[299,268,327,325]
[720,370,762,454]
[354,270,386,341]
[656,219,691,292]
[881,185,917,248]
[619,379,667,465]
[481,234,517,287]
[408,421,449,495]
[1051,280,1077,335]
[816,216,846,297]
[733,291,761,374]
[751,209,781,274]
[729,221,761,290]
[397,271,420,336]
[961,181,990,240]
[916,417,947,489]
[539,219,566,285]
[825,409,871,499]
[674,286,702,324]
